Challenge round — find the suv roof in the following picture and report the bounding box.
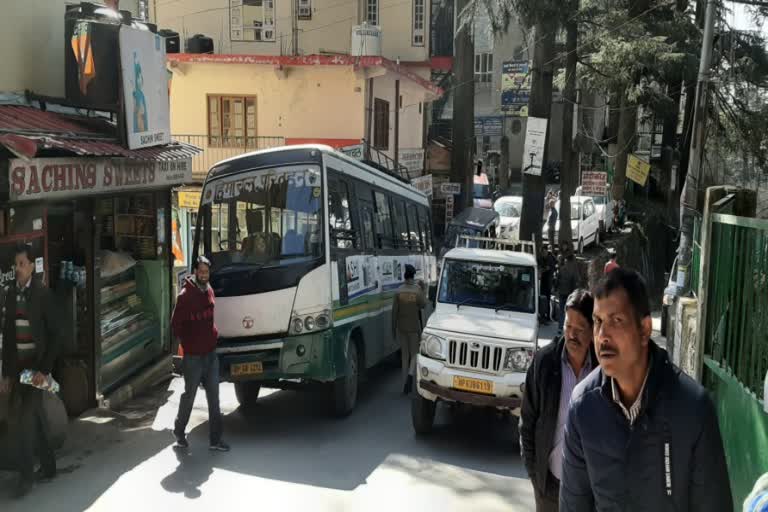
[443,247,537,267]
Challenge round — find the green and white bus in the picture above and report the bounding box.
[192,145,435,415]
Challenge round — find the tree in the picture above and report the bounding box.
[452,0,476,210]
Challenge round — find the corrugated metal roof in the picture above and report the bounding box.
[0,105,200,161]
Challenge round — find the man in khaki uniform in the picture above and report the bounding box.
[392,265,426,394]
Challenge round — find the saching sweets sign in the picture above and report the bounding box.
[9,157,192,201]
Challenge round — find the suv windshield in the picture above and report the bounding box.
[438,259,536,313]
[201,165,323,269]
[495,202,521,218]
[474,184,491,199]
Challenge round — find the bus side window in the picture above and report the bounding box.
[373,191,394,249]
[360,205,375,250]
[406,203,422,251]
[419,206,433,253]
[392,199,409,249]
[328,175,355,250]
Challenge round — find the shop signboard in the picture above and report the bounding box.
[119,26,171,150]
[398,148,425,177]
[8,157,192,202]
[178,190,202,209]
[522,117,548,176]
[581,171,608,196]
[502,61,532,116]
[627,154,651,186]
[410,174,433,197]
[474,117,503,137]
[340,144,364,160]
[439,183,461,196]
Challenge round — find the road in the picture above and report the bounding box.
[0,323,557,511]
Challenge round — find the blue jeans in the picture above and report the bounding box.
[174,351,222,444]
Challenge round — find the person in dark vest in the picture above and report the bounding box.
[172,256,229,452]
[560,268,732,511]
[392,264,426,394]
[0,244,59,499]
[521,289,597,512]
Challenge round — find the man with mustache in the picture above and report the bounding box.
[559,268,732,511]
[521,289,597,512]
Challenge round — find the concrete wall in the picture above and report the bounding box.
[370,71,426,160]
[152,0,430,61]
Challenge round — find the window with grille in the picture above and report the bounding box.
[137,0,149,20]
[231,0,276,42]
[373,98,390,150]
[207,95,257,148]
[366,0,379,25]
[298,0,311,20]
[412,0,425,46]
[474,53,493,83]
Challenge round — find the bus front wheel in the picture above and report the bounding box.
[330,340,360,417]
[234,381,261,408]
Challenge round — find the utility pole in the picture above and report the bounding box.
[675,0,716,294]
[291,0,299,56]
[559,0,579,245]
[395,78,401,171]
[451,0,476,209]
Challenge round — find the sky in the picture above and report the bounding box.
[731,1,768,36]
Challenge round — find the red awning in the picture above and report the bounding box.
[0,105,200,161]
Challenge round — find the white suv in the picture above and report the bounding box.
[412,246,538,434]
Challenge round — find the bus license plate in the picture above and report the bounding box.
[453,376,494,395]
[231,362,263,377]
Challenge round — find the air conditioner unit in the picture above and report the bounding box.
[351,23,382,57]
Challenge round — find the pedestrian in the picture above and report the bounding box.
[556,249,580,334]
[172,256,229,452]
[560,268,732,511]
[0,244,59,498]
[521,289,597,512]
[604,248,619,274]
[547,200,558,247]
[392,264,426,394]
[540,246,558,323]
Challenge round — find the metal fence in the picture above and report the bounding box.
[704,213,768,395]
[173,134,285,182]
[691,216,702,296]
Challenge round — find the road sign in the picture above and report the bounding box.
[581,171,608,196]
[522,117,548,176]
[627,154,651,186]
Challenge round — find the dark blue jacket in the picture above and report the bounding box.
[560,342,733,512]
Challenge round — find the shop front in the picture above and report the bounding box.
[0,154,194,414]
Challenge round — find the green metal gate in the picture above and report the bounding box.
[701,213,768,509]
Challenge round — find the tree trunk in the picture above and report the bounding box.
[499,135,510,193]
[519,23,556,247]
[612,93,636,200]
[559,3,578,245]
[451,0,475,210]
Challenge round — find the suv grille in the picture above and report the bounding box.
[448,340,503,373]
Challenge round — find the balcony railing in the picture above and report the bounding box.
[173,134,286,182]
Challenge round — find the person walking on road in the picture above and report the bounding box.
[540,246,558,324]
[521,289,597,512]
[0,244,59,499]
[560,268,732,511]
[556,249,580,334]
[392,264,426,394]
[172,256,229,452]
[604,248,619,274]
[547,199,558,247]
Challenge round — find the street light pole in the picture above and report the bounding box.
[675,0,716,295]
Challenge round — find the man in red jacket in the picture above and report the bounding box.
[172,256,229,452]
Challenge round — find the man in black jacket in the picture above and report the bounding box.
[560,268,732,511]
[521,289,598,512]
[0,244,59,498]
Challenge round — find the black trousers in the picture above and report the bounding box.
[534,471,560,512]
[174,351,222,445]
[8,384,55,483]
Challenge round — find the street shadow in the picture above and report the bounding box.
[159,446,214,499]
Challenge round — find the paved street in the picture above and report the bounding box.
[0,323,557,512]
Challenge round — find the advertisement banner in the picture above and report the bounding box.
[522,117,548,176]
[178,190,202,209]
[581,171,608,196]
[119,26,171,150]
[410,174,433,197]
[502,61,532,116]
[340,144,364,160]
[627,154,651,186]
[474,117,503,137]
[9,158,192,202]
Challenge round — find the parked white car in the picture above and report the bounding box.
[412,242,538,435]
[494,195,523,240]
[542,196,601,253]
[576,186,615,233]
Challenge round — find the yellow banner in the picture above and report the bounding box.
[178,190,201,209]
[626,154,651,186]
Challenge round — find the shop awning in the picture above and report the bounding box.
[0,106,200,161]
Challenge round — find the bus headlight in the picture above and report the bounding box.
[504,348,533,372]
[290,309,332,335]
[420,334,446,360]
[291,317,304,335]
[304,316,316,331]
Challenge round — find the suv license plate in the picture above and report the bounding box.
[453,376,494,395]
[231,362,263,377]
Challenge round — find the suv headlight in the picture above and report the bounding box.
[290,309,331,335]
[504,347,533,372]
[420,333,446,360]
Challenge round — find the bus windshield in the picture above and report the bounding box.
[200,165,324,269]
[438,260,536,313]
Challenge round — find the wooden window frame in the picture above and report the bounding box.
[373,98,390,151]
[207,94,257,148]
[412,0,425,46]
[366,0,379,25]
